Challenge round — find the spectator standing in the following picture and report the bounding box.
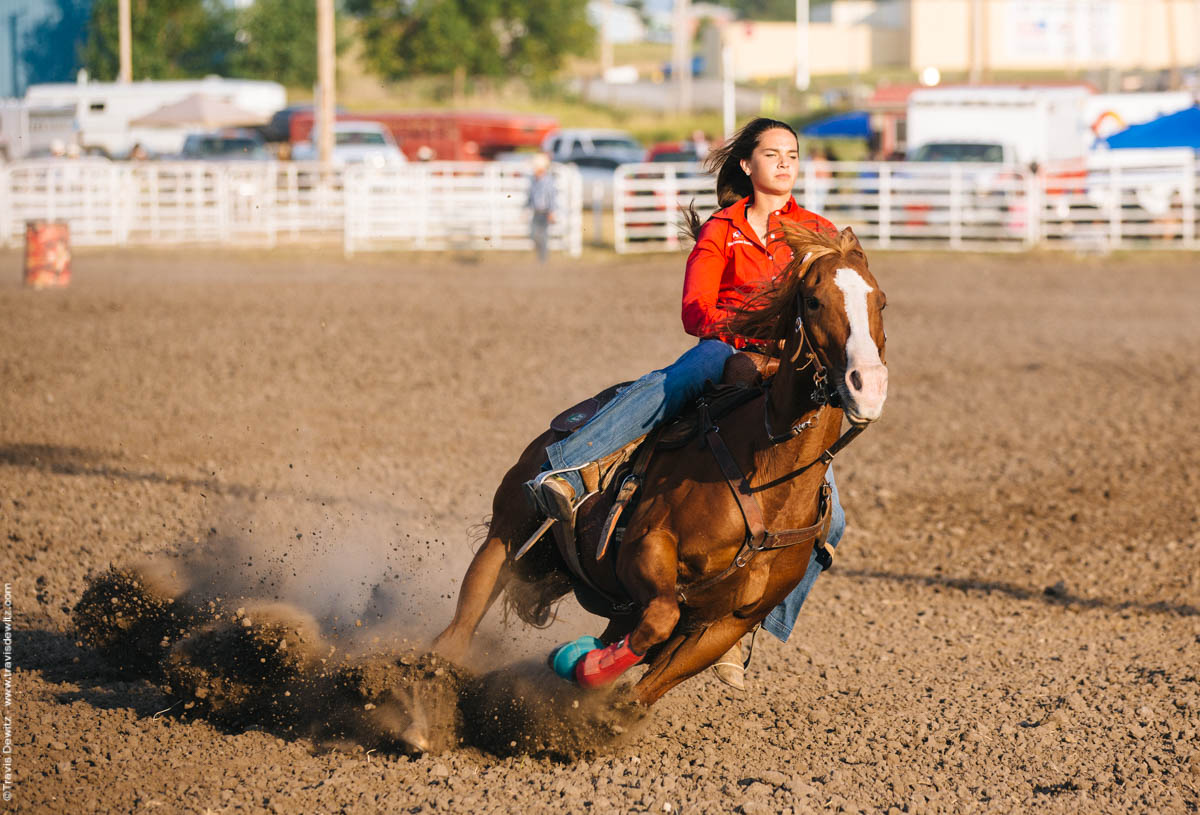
[527,152,556,263]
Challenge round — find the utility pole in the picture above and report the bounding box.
[672,0,692,113]
[722,41,735,140]
[795,0,809,91]
[1165,0,1180,89]
[600,0,613,77]
[969,0,983,84]
[316,0,335,167]
[118,0,132,83]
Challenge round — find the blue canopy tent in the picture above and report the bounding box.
[800,110,872,139]
[1104,106,1200,150]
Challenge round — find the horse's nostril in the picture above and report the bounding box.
[849,370,862,391]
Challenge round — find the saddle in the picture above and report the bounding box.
[538,372,767,618]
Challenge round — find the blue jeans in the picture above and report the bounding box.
[531,211,551,263]
[762,464,844,642]
[538,338,845,640]
[545,339,736,491]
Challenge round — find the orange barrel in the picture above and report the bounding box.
[24,221,72,288]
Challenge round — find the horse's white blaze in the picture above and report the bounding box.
[834,267,887,421]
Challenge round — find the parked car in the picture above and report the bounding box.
[644,140,711,165]
[258,104,347,144]
[179,129,269,160]
[541,128,643,167]
[291,121,407,167]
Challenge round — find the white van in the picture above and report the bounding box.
[24,75,286,158]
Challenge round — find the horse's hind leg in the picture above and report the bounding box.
[432,431,555,663]
[633,616,753,706]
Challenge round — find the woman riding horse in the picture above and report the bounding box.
[527,119,845,687]
[431,119,888,700]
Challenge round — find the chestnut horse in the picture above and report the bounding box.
[432,225,887,710]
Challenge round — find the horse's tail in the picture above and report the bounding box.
[502,569,572,628]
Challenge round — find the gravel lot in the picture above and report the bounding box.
[1,245,1198,814]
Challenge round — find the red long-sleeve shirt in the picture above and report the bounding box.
[682,195,836,348]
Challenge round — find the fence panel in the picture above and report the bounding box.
[613,157,1197,253]
[2,156,1194,254]
[270,162,344,242]
[613,164,718,254]
[344,161,582,256]
[2,160,124,246]
[1038,152,1197,250]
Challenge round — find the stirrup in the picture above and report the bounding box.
[529,465,586,516]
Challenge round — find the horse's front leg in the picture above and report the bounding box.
[571,530,680,686]
[632,615,754,705]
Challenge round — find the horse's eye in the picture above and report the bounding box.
[805,296,820,311]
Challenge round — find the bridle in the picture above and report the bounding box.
[761,293,867,462]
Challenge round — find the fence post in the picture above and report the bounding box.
[949,165,962,249]
[878,164,891,249]
[571,166,584,257]
[488,163,501,250]
[803,161,815,212]
[1024,168,1040,247]
[1181,154,1196,249]
[665,165,678,249]
[613,166,627,254]
[342,165,355,256]
[0,166,10,247]
[1109,163,1122,250]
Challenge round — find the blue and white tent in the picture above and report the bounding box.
[1104,106,1200,151]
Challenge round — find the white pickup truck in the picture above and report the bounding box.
[906,86,1090,169]
[541,128,644,169]
[292,121,407,167]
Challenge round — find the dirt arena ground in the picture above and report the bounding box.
[2,244,1198,814]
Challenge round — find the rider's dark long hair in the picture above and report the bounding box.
[681,117,799,242]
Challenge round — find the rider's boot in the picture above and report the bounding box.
[575,634,644,688]
[711,638,746,690]
[531,471,578,525]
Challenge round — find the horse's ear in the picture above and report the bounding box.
[839,225,868,265]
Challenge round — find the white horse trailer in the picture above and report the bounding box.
[0,99,77,160]
[24,76,286,158]
[906,86,1091,168]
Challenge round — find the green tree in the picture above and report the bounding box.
[230,0,319,88]
[723,0,831,22]
[83,0,235,80]
[344,0,594,80]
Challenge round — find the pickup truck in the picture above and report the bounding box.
[291,121,407,167]
[541,128,644,170]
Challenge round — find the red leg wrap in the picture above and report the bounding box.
[574,634,644,688]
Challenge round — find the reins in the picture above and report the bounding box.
[676,297,869,605]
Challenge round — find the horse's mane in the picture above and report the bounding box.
[724,224,865,343]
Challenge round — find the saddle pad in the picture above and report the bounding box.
[549,381,631,434]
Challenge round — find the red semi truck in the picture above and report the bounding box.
[288,110,558,161]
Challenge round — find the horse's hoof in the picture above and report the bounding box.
[398,721,431,755]
[575,635,644,688]
[549,636,604,680]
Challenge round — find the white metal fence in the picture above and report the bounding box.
[614,152,1200,253]
[344,162,582,255]
[0,159,584,256]
[5,155,1197,255]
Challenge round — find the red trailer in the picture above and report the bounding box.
[289,110,558,161]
